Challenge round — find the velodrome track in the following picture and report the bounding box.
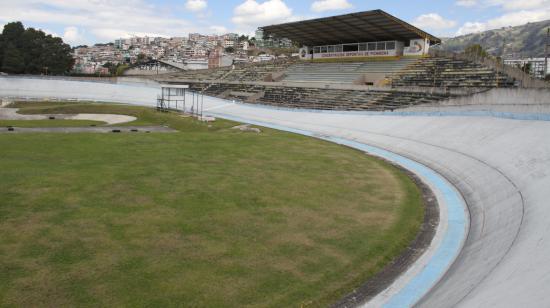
[2,76,550,307]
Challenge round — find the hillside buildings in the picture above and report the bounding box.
[72,32,261,74]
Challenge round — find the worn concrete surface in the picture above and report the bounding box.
[0,107,137,125]
[2,76,550,307]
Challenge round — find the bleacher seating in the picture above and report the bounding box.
[391,57,515,88]
[223,60,295,82]
[185,81,451,111]
[282,58,419,84]
[162,55,520,112]
[163,66,232,81]
[164,59,296,82]
[162,56,516,89]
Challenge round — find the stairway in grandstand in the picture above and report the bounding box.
[282,58,419,84]
[391,57,516,88]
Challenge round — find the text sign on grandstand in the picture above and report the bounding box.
[314,50,396,59]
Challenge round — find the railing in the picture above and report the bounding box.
[429,49,549,89]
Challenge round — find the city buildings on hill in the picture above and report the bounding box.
[71,29,295,75]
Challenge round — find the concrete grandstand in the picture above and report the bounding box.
[155,10,536,112]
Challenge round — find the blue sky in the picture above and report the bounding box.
[1,0,549,46]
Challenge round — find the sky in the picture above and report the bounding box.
[0,0,549,46]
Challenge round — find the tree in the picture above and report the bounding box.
[137,53,147,63]
[0,21,74,74]
[0,22,24,67]
[116,64,129,76]
[2,22,25,46]
[2,43,25,73]
[39,35,74,74]
[464,44,488,58]
[521,62,531,74]
[20,27,45,73]
[224,46,235,53]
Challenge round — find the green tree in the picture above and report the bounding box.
[2,22,25,46]
[0,21,74,74]
[521,62,531,74]
[136,53,147,64]
[0,36,3,67]
[20,28,45,73]
[224,46,235,53]
[464,44,488,58]
[116,64,129,76]
[2,43,25,73]
[102,61,115,75]
[1,22,24,67]
[39,35,74,74]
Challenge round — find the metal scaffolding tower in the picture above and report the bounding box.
[157,84,204,117]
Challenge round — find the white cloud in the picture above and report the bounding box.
[311,0,352,12]
[185,0,207,12]
[62,26,86,45]
[454,0,550,36]
[41,28,60,38]
[487,0,550,11]
[456,8,550,35]
[413,13,457,30]
[456,0,478,7]
[232,0,294,27]
[456,0,550,10]
[209,25,228,34]
[456,22,486,35]
[0,0,198,44]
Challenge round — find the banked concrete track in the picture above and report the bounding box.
[2,76,550,307]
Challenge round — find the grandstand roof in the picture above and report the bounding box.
[260,10,441,46]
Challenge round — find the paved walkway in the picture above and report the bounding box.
[0,126,175,133]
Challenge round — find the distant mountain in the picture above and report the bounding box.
[441,19,550,58]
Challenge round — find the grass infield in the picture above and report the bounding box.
[0,102,424,307]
